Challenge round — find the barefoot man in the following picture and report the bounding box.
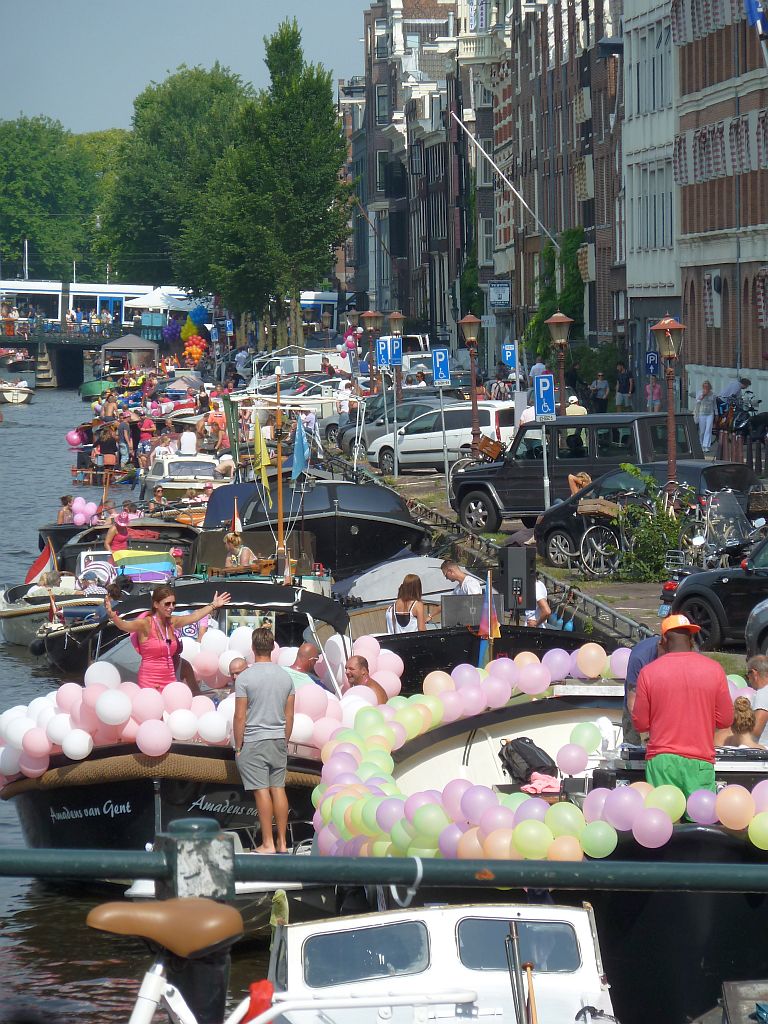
[233,627,295,853]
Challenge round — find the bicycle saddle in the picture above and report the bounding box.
[87,897,244,958]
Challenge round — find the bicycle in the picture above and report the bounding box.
[577,490,654,578]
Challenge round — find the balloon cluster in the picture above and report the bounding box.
[71,495,99,527]
[180,305,208,344]
[163,319,182,343]
[183,334,207,367]
[65,429,83,448]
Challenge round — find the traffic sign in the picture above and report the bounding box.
[225,319,234,336]
[210,327,219,343]
[376,337,390,367]
[534,373,557,421]
[431,347,451,387]
[646,350,660,377]
[501,342,517,369]
[389,336,403,367]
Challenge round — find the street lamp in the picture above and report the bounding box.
[458,312,482,454]
[545,310,574,416]
[388,310,405,401]
[346,309,359,331]
[360,309,384,392]
[650,314,686,489]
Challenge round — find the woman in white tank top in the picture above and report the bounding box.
[385,573,428,634]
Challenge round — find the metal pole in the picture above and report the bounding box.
[275,368,286,573]
[393,372,399,478]
[542,423,551,510]
[666,358,677,488]
[382,368,390,470]
[469,343,480,454]
[439,385,450,503]
[557,344,566,416]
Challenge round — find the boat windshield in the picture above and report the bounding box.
[457,918,581,973]
[303,920,429,988]
[165,461,215,478]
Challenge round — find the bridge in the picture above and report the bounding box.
[4,327,137,388]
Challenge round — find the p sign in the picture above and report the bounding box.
[389,335,403,367]
[225,319,234,336]
[646,350,660,378]
[210,327,219,344]
[501,342,517,369]
[376,337,390,367]
[431,347,451,386]
[534,373,556,421]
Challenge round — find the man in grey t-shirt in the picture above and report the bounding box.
[233,626,295,854]
[747,655,768,745]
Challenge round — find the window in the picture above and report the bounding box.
[409,141,424,177]
[443,409,473,430]
[478,139,494,187]
[595,469,647,497]
[703,272,715,326]
[376,86,389,125]
[376,151,388,192]
[404,411,440,434]
[480,217,494,265]
[457,919,580,973]
[648,422,694,457]
[554,427,587,460]
[304,921,429,988]
[374,18,389,59]
[595,426,637,460]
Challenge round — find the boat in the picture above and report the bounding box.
[143,451,232,501]
[0,582,105,648]
[0,380,34,404]
[53,519,200,576]
[265,901,616,1022]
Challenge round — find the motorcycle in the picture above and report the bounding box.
[732,390,768,442]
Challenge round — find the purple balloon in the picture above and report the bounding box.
[404,791,436,823]
[632,807,673,849]
[687,788,718,824]
[312,809,323,831]
[438,823,465,858]
[583,787,611,824]
[753,780,768,813]
[345,836,368,856]
[485,676,512,709]
[334,743,364,761]
[609,648,632,680]
[488,658,518,686]
[542,648,572,682]
[332,772,361,787]
[517,663,552,695]
[603,786,644,831]
[423,789,443,803]
[478,804,517,839]
[569,650,587,680]
[514,797,549,825]
[322,752,360,782]
[439,691,464,723]
[317,824,340,855]
[728,682,743,702]
[460,784,498,825]
[442,778,474,820]
[451,663,481,690]
[376,797,406,832]
[557,743,589,776]
[459,684,486,717]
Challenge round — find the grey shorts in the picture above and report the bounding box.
[236,738,288,790]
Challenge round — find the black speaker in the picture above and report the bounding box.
[498,545,537,612]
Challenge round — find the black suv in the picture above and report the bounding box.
[450,412,704,532]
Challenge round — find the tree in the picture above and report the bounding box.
[101,64,253,282]
[523,226,585,360]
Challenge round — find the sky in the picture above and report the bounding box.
[0,0,367,133]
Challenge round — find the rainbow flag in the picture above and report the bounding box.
[112,549,175,581]
[477,568,500,669]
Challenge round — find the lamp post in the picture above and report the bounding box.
[360,309,384,393]
[650,315,686,489]
[388,310,405,402]
[458,312,482,454]
[321,308,332,341]
[545,310,574,416]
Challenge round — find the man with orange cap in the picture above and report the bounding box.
[632,614,733,796]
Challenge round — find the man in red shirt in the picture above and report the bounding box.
[632,614,733,796]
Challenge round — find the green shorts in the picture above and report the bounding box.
[645,753,715,798]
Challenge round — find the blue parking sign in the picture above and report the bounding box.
[431,348,451,386]
[376,337,390,367]
[501,342,517,369]
[210,327,219,343]
[534,373,556,420]
[225,319,234,336]
[646,350,660,378]
[389,336,403,367]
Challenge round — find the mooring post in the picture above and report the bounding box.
[154,818,236,900]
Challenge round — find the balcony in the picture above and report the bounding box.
[458,31,505,65]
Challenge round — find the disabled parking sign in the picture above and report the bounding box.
[534,373,556,421]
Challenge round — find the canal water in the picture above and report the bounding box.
[0,391,267,1022]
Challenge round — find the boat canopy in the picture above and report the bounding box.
[100,334,159,358]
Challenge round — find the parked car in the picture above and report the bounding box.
[340,396,444,458]
[746,596,768,657]
[535,461,767,568]
[367,401,516,476]
[451,412,705,532]
[336,385,469,452]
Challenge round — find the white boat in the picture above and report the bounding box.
[144,452,230,501]
[0,582,103,647]
[266,901,616,1023]
[0,380,34,404]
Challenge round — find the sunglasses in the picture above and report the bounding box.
[162,600,176,608]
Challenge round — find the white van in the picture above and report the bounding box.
[367,400,516,475]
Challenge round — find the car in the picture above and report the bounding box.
[339,397,444,458]
[450,412,705,532]
[367,401,516,477]
[335,385,469,452]
[534,461,767,568]
[746,596,768,657]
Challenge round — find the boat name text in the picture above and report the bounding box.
[49,799,133,822]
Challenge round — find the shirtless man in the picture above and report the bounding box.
[344,655,387,705]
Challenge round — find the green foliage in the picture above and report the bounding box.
[613,465,680,582]
[569,341,621,391]
[460,183,483,319]
[524,226,585,360]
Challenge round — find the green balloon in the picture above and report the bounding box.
[389,696,409,710]
[332,729,365,749]
[580,820,618,859]
[361,797,384,835]
[727,673,748,688]
[355,707,386,737]
[412,803,450,840]
[320,796,335,824]
[362,748,395,775]
[748,812,768,850]
[365,724,397,749]
[513,820,554,859]
[570,723,602,754]
[311,783,327,808]
[500,792,531,812]
[370,839,392,857]
[349,799,367,833]
[396,707,423,739]
[407,842,439,858]
[645,784,686,822]
[356,761,385,781]
[331,795,356,831]
[390,819,416,849]
[545,801,586,838]
[411,694,444,726]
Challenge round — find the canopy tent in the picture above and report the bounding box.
[123,287,203,313]
[100,334,159,357]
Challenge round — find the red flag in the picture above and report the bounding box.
[230,495,242,534]
[25,540,58,585]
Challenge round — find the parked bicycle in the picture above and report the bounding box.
[577,490,654,578]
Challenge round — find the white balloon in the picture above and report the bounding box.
[0,746,21,776]
[217,694,236,724]
[36,706,57,730]
[180,637,200,662]
[197,711,229,744]
[324,634,349,672]
[5,717,36,751]
[62,729,94,761]
[95,690,132,727]
[200,630,228,656]
[218,650,239,676]
[27,697,50,721]
[46,714,72,745]
[168,709,199,741]
[84,661,121,689]
[341,697,367,728]
[290,713,315,744]
[276,646,298,667]
[228,626,253,656]
[0,706,30,738]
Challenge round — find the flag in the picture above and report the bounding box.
[477,569,501,669]
[292,417,311,480]
[230,495,243,534]
[112,549,176,581]
[252,421,273,507]
[25,539,58,585]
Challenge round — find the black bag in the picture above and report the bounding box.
[498,737,559,784]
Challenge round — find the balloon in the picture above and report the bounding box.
[121,717,139,742]
[752,779,768,814]
[84,662,121,689]
[456,827,485,859]
[580,820,618,858]
[451,663,481,690]
[517,663,551,695]
[21,728,52,759]
[716,785,755,830]
[727,673,748,688]
[569,723,602,754]
[322,752,360,783]
[290,713,315,744]
[412,803,450,839]
[513,820,554,859]
[460,784,498,825]
[46,714,72,745]
[197,711,229,744]
[73,513,86,526]
[603,786,644,831]
[19,752,50,779]
[375,797,405,832]
[514,797,549,824]
[136,719,173,757]
[200,630,228,656]
[228,626,253,656]
[193,650,220,681]
[545,802,585,838]
[71,700,99,733]
[556,743,589,775]
[632,807,673,848]
[71,496,86,512]
[548,835,584,861]
[478,804,517,839]
[62,728,93,761]
[513,651,539,669]
[541,648,572,682]
[442,778,473,820]
[162,682,193,713]
[82,684,106,709]
[458,684,486,718]
[748,811,768,850]
[396,707,423,739]
[296,685,328,720]
[377,650,404,677]
[609,647,632,679]
[438,691,464,723]
[629,781,653,798]
[131,689,164,724]
[218,650,240,676]
[0,746,21,776]
[576,643,608,679]
[438,823,465,858]
[167,708,198,741]
[484,676,512,709]
[687,788,718,825]
[95,690,132,727]
[312,717,340,749]
[423,671,455,696]
[372,670,401,699]
[568,650,587,679]
[352,635,380,667]
[5,717,36,750]
[483,827,519,859]
[83,502,98,518]
[66,430,82,447]
[645,785,686,822]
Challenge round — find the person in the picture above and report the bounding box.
[152,431,176,460]
[232,626,296,854]
[717,697,765,749]
[718,377,751,401]
[415,371,428,388]
[524,576,551,627]
[336,381,353,437]
[645,374,662,412]
[404,374,416,387]
[631,614,733,795]
[590,372,610,413]
[102,392,119,422]
[201,482,215,502]
[57,495,74,525]
[104,502,138,554]
[615,362,635,409]
[179,428,198,455]
[149,486,167,511]
[286,643,321,686]
[132,312,142,333]
[217,453,236,480]
[170,546,185,577]
[117,410,134,467]
[385,573,428,633]
[224,532,256,569]
[568,471,592,496]
[566,395,587,416]
[93,425,119,473]
[105,585,230,691]
[746,655,768,744]
[623,633,661,746]
[695,380,716,453]
[441,559,483,595]
[344,655,387,704]
[519,397,536,425]
[529,357,546,378]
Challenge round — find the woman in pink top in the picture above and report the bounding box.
[645,375,662,412]
[105,584,230,690]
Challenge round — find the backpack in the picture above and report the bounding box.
[490,379,510,401]
[498,736,559,785]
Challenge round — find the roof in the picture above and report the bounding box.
[101,333,159,355]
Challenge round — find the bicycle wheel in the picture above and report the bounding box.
[677,518,706,567]
[579,524,621,578]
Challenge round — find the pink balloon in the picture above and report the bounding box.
[209,671,230,690]
[296,684,329,720]
[193,650,219,681]
[92,724,122,746]
[438,823,464,858]
[377,797,406,831]
[121,717,139,742]
[70,700,99,733]
[66,430,82,448]
[609,648,632,679]
[517,663,552,695]
[325,699,343,722]
[438,691,464,723]
[119,681,140,698]
[83,502,98,518]
[583,787,611,823]
[22,728,52,759]
[56,683,81,713]
[478,804,517,839]
[379,704,396,721]
[442,778,474,820]
[487,658,518,686]
[753,779,768,814]
[377,649,404,677]
[556,743,589,775]
[541,648,572,682]
[484,676,512,709]
[451,663,481,690]
[163,682,193,713]
[322,752,360,782]
[569,650,587,680]
[191,695,216,717]
[460,784,498,825]
[73,513,86,526]
[71,496,86,512]
[18,752,50,778]
[353,636,381,671]
[131,688,164,723]
[349,685,378,706]
[389,721,408,749]
[459,684,486,718]
[332,743,363,761]
[312,717,340,749]
[632,806,673,848]
[687,788,718,824]
[373,670,402,699]
[81,684,106,709]
[603,786,644,831]
[136,719,173,757]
